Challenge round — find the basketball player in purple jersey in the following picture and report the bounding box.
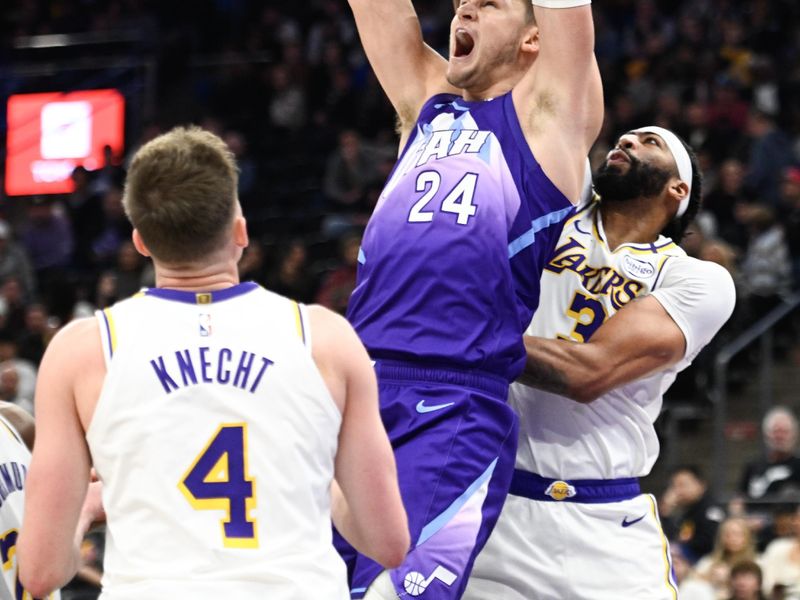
[341,0,603,598]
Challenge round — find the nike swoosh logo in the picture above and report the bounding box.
[621,514,646,528]
[416,400,455,414]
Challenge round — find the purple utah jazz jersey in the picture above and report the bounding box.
[346,92,574,382]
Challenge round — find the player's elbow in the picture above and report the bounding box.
[567,371,613,404]
[19,562,62,599]
[374,529,410,569]
[568,384,603,404]
[19,538,74,598]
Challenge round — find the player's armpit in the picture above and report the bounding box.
[520,295,686,403]
[517,4,603,203]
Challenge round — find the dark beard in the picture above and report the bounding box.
[593,153,672,203]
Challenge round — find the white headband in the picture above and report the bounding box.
[633,126,693,218]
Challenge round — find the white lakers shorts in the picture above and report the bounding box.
[464,477,678,600]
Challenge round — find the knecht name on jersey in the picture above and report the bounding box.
[149,346,274,394]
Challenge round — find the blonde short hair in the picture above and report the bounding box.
[123,126,239,263]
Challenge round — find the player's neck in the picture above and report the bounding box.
[599,200,662,251]
[461,66,526,102]
[154,262,241,293]
[462,82,510,101]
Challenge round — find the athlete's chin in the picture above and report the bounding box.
[446,65,475,91]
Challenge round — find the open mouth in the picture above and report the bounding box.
[607,149,631,164]
[454,29,475,58]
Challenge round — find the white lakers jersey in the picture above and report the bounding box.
[512,200,736,479]
[0,414,60,600]
[87,282,348,599]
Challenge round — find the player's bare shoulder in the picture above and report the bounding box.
[306,304,373,413]
[43,317,102,366]
[40,316,106,428]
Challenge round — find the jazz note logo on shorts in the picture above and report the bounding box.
[545,481,576,501]
[403,565,457,597]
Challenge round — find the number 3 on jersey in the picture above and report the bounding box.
[179,424,258,549]
[562,292,608,343]
[409,172,478,225]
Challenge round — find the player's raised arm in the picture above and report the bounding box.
[519,261,736,403]
[348,0,455,136]
[18,319,101,597]
[517,1,603,202]
[307,306,409,568]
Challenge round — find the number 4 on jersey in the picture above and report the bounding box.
[179,424,258,549]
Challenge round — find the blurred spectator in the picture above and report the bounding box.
[91,186,133,269]
[703,159,750,248]
[781,167,800,288]
[268,63,306,131]
[266,239,316,303]
[707,79,749,137]
[20,197,75,317]
[672,541,717,600]
[223,130,258,203]
[106,242,147,301]
[753,503,799,555]
[315,231,361,315]
[16,303,54,366]
[738,205,791,320]
[695,517,759,599]
[0,363,33,416]
[0,220,35,301]
[745,110,794,208]
[761,507,800,599]
[238,240,266,286]
[0,277,30,340]
[0,334,37,403]
[740,407,800,501]
[20,197,74,272]
[661,465,726,563]
[727,560,767,600]
[66,167,104,269]
[322,129,391,236]
[90,144,125,197]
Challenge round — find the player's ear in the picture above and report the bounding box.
[131,229,151,258]
[232,207,249,249]
[670,180,689,202]
[521,24,540,56]
[668,180,689,212]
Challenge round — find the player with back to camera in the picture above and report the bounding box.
[464,127,737,599]
[0,401,62,600]
[341,0,602,598]
[17,126,409,599]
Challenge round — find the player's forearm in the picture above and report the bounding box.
[520,336,600,402]
[534,3,601,130]
[533,2,595,62]
[348,0,448,129]
[332,477,409,568]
